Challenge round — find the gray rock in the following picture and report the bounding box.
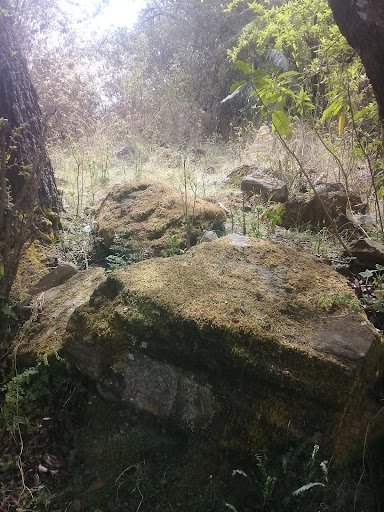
[352,238,384,266]
[241,175,288,202]
[201,230,218,243]
[58,238,383,459]
[315,182,346,194]
[29,263,78,295]
[20,267,105,355]
[93,351,215,430]
[116,145,135,160]
[353,213,377,232]
[225,233,250,247]
[223,164,261,186]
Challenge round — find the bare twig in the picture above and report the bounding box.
[347,81,384,233]
[274,129,351,254]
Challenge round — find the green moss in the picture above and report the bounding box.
[11,241,51,300]
[20,236,384,462]
[96,180,226,253]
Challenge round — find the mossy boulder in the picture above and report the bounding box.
[96,180,226,254]
[42,236,384,461]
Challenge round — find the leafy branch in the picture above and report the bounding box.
[227,61,351,254]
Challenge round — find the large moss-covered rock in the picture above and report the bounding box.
[96,180,226,254]
[54,236,384,460]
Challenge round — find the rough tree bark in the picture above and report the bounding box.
[328,0,384,125]
[0,2,59,216]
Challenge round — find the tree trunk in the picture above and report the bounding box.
[328,0,384,127]
[0,2,59,217]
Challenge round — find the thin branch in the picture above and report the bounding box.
[275,129,351,254]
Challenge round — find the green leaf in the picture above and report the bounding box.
[1,304,18,321]
[230,80,246,94]
[272,111,292,136]
[235,60,250,74]
[12,415,27,426]
[353,104,378,121]
[378,185,384,200]
[292,482,325,496]
[278,71,299,79]
[359,269,374,279]
[269,92,282,104]
[221,85,245,103]
[252,70,268,86]
[321,97,344,123]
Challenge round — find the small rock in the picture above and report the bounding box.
[241,175,288,203]
[352,238,384,266]
[116,145,135,160]
[223,164,261,186]
[315,182,345,194]
[201,231,218,243]
[29,263,78,295]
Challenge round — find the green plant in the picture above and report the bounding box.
[134,143,144,179]
[1,353,67,435]
[68,135,85,216]
[249,204,266,238]
[58,213,94,269]
[225,444,329,511]
[318,291,360,313]
[105,233,146,273]
[227,62,352,254]
[359,264,384,286]
[1,302,19,322]
[162,234,186,257]
[180,160,198,250]
[0,119,43,303]
[101,145,110,183]
[360,265,384,312]
[265,205,282,233]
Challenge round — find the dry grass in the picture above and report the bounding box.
[49,120,374,218]
[50,130,246,212]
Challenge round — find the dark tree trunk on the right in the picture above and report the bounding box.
[328,0,384,124]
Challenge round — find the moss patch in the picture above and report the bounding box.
[96,180,226,254]
[10,241,55,301]
[18,267,105,355]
